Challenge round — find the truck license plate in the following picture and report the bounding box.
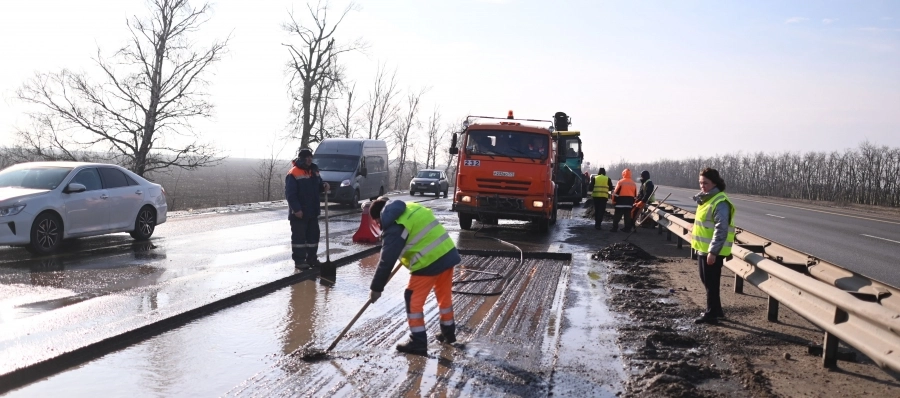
[493,171,515,177]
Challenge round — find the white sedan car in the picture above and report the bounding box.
[0,161,168,254]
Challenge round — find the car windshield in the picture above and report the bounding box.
[314,155,359,172]
[0,166,73,190]
[465,130,548,160]
[416,171,440,179]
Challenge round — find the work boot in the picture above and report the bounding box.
[307,258,322,267]
[396,335,428,355]
[295,262,310,270]
[694,314,718,325]
[436,324,457,344]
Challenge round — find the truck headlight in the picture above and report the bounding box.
[0,204,26,217]
[340,179,351,187]
[532,201,544,208]
[461,196,472,203]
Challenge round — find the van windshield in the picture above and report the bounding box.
[465,130,548,160]
[0,166,73,190]
[314,154,359,172]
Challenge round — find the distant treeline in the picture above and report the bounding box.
[609,142,900,208]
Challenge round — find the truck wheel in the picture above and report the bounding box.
[459,213,473,230]
[550,198,558,226]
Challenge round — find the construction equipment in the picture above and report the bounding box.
[551,112,586,204]
[448,110,558,232]
[300,261,403,361]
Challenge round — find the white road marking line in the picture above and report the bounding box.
[655,186,900,226]
[861,234,900,244]
[765,214,785,219]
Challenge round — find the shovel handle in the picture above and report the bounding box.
[325,261,403,352]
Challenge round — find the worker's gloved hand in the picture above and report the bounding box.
[369,290,381,303]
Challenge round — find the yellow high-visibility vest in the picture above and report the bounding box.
[691,192,736,256]
[395,202,456,271]
[592,175,610,198]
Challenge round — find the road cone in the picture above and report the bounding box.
[352,201,382,243]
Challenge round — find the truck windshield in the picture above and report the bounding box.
[465,130,548,160]
[0,166,73,190]
[314,155,359,172]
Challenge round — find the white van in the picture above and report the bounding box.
[314,139,390,208]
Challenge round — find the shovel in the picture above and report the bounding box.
[300,261,403,361]
[320,188,337,284]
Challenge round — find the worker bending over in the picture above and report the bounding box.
[368,197,461,355]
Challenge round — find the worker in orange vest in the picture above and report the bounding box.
[610,168,637,232]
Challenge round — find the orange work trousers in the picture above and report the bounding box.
[404,267,455,334]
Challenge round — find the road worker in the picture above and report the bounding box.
[610,168,637,232]
[631,170,656,222]
[285,147,330,270]
[587,168,614,230]
[367,196,461,355]
[691,167,736,325]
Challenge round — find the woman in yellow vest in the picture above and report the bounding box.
[691,168,736,325]
[367,197,461,354]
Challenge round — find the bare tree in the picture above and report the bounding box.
[253,133,289,201]
[16,0,228,176]
[335,80,360,138]
[363,63,401,140]
[392,88,427,190]
[423,107,445,169]
[283,1,363,149]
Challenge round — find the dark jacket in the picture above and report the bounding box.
[637,179,655,203]
[285,159,325,219]
[370,200,461,292]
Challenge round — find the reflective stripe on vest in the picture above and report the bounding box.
[641,180,655,202]
[592,175,610,198]
[690,192,736,256]
[395,202,456,272]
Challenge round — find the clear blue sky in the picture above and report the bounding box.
[1,0,898,167]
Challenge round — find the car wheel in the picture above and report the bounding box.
[26,212,63,255]
[443,189,449,198]
[410,190,415,196]
[130,206,156,240]
[348,190,360,209]
[459,213,473,230]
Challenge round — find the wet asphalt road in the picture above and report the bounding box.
[0,194,623,396]
[653,185,900,287]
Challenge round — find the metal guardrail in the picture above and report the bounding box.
[646,204,900,372]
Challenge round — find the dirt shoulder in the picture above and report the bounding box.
[613,222,900,397]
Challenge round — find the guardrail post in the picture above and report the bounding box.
[667,230,672,242]
[734,274,744,294]
[677,232,683,249]
[658,223,663,235]
[823,332,839,368]
[767,296,779,322]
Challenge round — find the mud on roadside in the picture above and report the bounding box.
[596,242,776,397]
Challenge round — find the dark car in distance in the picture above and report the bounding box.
[409,169,449,197]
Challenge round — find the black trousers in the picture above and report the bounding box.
[592,198,608,227]
[698,252,725,316]
[289,215,320,264]
[612,207,634,231]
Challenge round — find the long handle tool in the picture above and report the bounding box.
[320,189,337,284]
[624,192,671,242]
[300,261,403,361]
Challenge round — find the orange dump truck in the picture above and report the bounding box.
[448,112,558,232]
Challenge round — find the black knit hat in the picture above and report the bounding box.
[369,197,390,220]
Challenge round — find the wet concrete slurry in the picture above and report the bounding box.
[2,196,626,396]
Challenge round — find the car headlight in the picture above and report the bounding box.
[430,182,435,185]
[0,204,26,217]
[340,179,351,187]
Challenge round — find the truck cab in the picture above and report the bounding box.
[449,112,558,232]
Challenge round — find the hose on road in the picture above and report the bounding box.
[451,221,525,296]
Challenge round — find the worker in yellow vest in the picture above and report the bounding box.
[368,197,461,355]
[587,168,614,230]
[691,168,736,325]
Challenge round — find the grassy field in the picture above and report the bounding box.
[146,158,287,211]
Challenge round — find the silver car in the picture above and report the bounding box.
[0,161,168,254]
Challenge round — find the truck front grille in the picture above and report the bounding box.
[475,178,531,192]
